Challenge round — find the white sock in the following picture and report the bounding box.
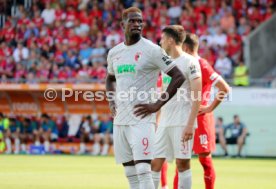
[5,138,12,153]
[21,144,26,152]
[101,144,109,155]
[92,143,100,155]
[44,141,50,152]
[35,141,40,146]
[135,163,155,189]
[152,171,161,189]
[125,166,139,189]
[178,169,192,189]
[79,143,86,153]
[15,138,20,153]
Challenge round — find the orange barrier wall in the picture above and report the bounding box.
[0,84,110,115]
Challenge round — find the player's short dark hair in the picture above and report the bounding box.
[234,114,239,119]
[218,117,223,122]
[183,33,199,52]
[162,25,186,45]
[122,7,142,21]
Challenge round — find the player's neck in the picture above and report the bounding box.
[192,52,198,57]
[125,35,141,46]
[170,46,183,59]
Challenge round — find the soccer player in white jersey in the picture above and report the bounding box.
[151,25,202,189]
[105,7,185,189]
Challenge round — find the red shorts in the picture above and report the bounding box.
[193,112,216,154]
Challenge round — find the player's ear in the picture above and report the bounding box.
[182,44,186,51]
[141,21,145,30]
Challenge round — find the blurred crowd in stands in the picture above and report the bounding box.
[0,112,113,155]
[0,0,274,85]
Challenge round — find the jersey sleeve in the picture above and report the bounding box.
[107,51,115,75]
[201,59,219,84]
[186,58,201,81]
[151,46,176,73]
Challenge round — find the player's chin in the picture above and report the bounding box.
[130,31,141,38]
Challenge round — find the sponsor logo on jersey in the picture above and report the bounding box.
[162,75,172,85]
[114,56,121,61]
[190,65,197,74]
[162,55,172,65]
[117,64,136,74]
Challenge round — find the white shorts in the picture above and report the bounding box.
[113,123,155,164]
[154,126,193,161]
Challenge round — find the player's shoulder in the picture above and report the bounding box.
[107,42,125,57]
[198,57,211,68]
[179,52,199,65]
[141,37,162,52]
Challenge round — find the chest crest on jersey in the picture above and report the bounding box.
[134,52,142,62]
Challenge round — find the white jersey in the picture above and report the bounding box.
[107,37,176,125]
[159,52,201,127]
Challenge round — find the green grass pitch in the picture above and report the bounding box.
[0,155,275,189]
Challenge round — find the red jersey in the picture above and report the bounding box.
[194,57,220,154]
[198,57,219,106]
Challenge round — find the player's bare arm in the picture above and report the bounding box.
[105,73,116,117]
[182,76,202,142]
[198,77,230,115]
[134,66,185,118]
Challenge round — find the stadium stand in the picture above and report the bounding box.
[0,0,275,83]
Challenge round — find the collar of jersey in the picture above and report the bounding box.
[123,37,143,48]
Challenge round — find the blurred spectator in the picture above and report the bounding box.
[24,22,39,40]
[233,61,249,86]
[223,115,248,157]
[92,114,113,156]
[79,42,93,62]
[91,41,106,64]
[41,3,55,25]
[220,9,235,32]
[212,28,227,47]
[237,17,248,36]
[105,29,121,49]
[39,114,58,153]
[77,115,95,154]
[20,118,39,153]
[56,116,69,138]
[214,51,232,78]
[0,113,9,152]
[215,117,228,156]
[13,42,29,63]
[77,60,91,81]
[14,63,26,82]
[64,50,79,68]
[90,61,107,80]
[5,117,22,154]
[167,1,182,24]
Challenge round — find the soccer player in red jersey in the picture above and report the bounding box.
[173,33,230,189]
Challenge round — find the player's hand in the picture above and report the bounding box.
[134,103,160,118]
[181,125,194,142]
[198,105,212,115]
[109,101,117,117]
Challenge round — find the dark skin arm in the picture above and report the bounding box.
[105,73,117,117]
[134,66,185,118]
